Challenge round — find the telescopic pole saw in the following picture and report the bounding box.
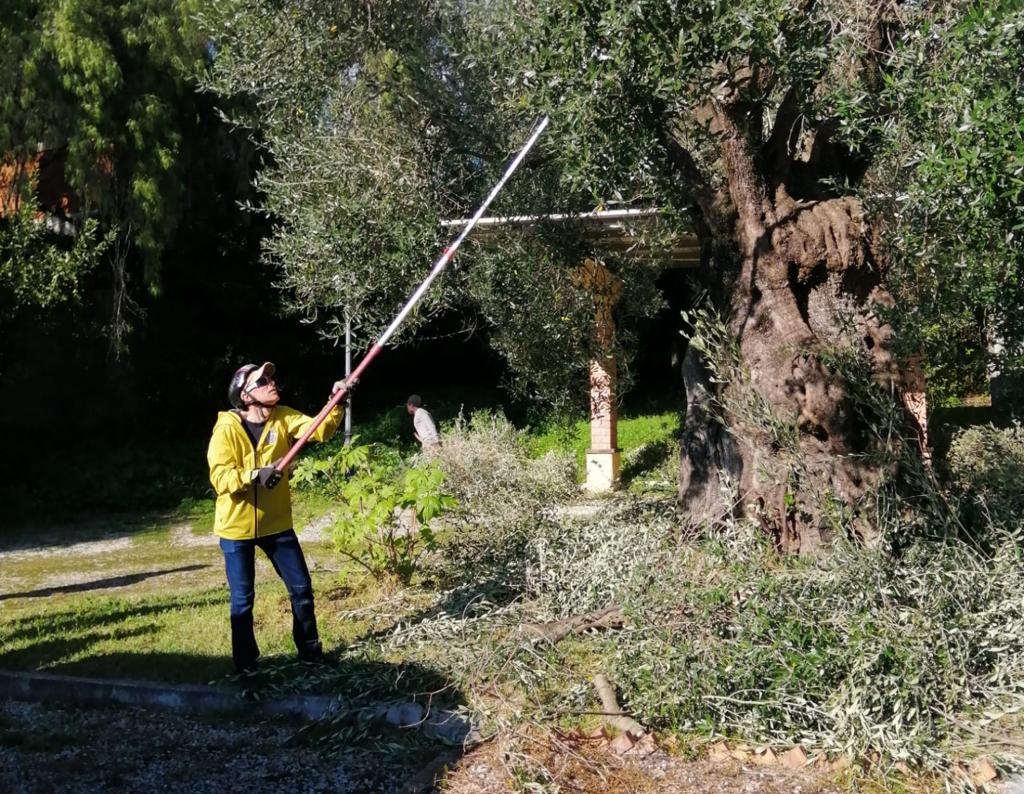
[271,115,550,478]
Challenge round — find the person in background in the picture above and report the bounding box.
[207,361,353,674]
[406,393,441,455]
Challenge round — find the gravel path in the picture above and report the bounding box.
[0,699,421,794]
[0,697,847,794]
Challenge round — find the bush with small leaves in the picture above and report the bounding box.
[431,411,576,585]
[947,423,1024,533]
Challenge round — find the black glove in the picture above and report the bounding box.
[255,465,283,489]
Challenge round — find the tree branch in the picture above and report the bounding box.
[712,102,769,253]
[661,134,717,220]
[762,86,802,187]
[592,674,647,738]
[523,605,625,645]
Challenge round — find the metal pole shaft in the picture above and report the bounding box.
[274,116,549,473]
[344,307,352,445]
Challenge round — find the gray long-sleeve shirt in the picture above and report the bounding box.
[413,407,439,447]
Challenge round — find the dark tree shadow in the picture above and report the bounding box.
[1,592,224,646]
[0,564,211,601]
[929,405,1003,464]
[619,439,674,487]
[0,625,161,672]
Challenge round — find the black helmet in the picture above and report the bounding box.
[229,361,276,409]
[228,363,259,409]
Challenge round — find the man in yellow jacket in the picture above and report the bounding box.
[207,361,349,673]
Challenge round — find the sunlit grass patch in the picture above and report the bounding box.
[526,410,679,483]
[0,570,382,684]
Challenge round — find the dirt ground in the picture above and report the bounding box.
[442,736,845,794]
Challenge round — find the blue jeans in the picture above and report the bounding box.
[219,529,322,672]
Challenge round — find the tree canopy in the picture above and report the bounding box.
[203,0,667,406]
[872,0,1024,404]
[205,1,1024,409]
[1,0,208,312]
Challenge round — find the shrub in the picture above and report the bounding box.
[431,411,577,582]
[947,423,1024,531]
[293,442,456,585]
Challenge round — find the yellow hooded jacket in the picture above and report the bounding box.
[207,405,343,540]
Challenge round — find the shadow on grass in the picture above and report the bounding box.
[0,592,224,647]
[1,592,465,710]
[0,565,211,601]
[619,439,674,487]
[0,625,161,673]
[236,654,461,706]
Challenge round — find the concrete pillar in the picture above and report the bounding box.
[586,353,621,492]
[575,259,622,493]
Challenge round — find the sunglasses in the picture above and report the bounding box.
[245,375,275,392]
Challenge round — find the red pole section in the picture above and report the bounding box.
[273,116,550,474]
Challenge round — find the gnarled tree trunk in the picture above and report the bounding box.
[677,101,907,554]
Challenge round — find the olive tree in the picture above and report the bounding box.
[469,0,1024,550]
[207,0,1024,550]
[871,1,1024,406]
[203,0,662,405]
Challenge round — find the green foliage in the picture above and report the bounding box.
[384,480,1024,779]
[200,0,668,406]
[613,524,1024,773]
[947,422,1024,532]
[430,411,577,582]
[7,437,210,523]
[295,441,456,585]
[873,1,1024,403]
[8,406,1024,781]
[466,0,854,201]
[0,199,106,308]
[201,0,461,340]
[1,0,208,295]
[684,305,800,454]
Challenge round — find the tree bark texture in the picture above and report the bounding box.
[678,103,907,554]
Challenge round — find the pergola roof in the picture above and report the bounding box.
[440,208,700,267]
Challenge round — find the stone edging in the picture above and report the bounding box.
[0,668,336,721]
[0,669,478,746]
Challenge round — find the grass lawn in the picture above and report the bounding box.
[527,409,679,491]
[0,486,389,684]
[0,573,394,685]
